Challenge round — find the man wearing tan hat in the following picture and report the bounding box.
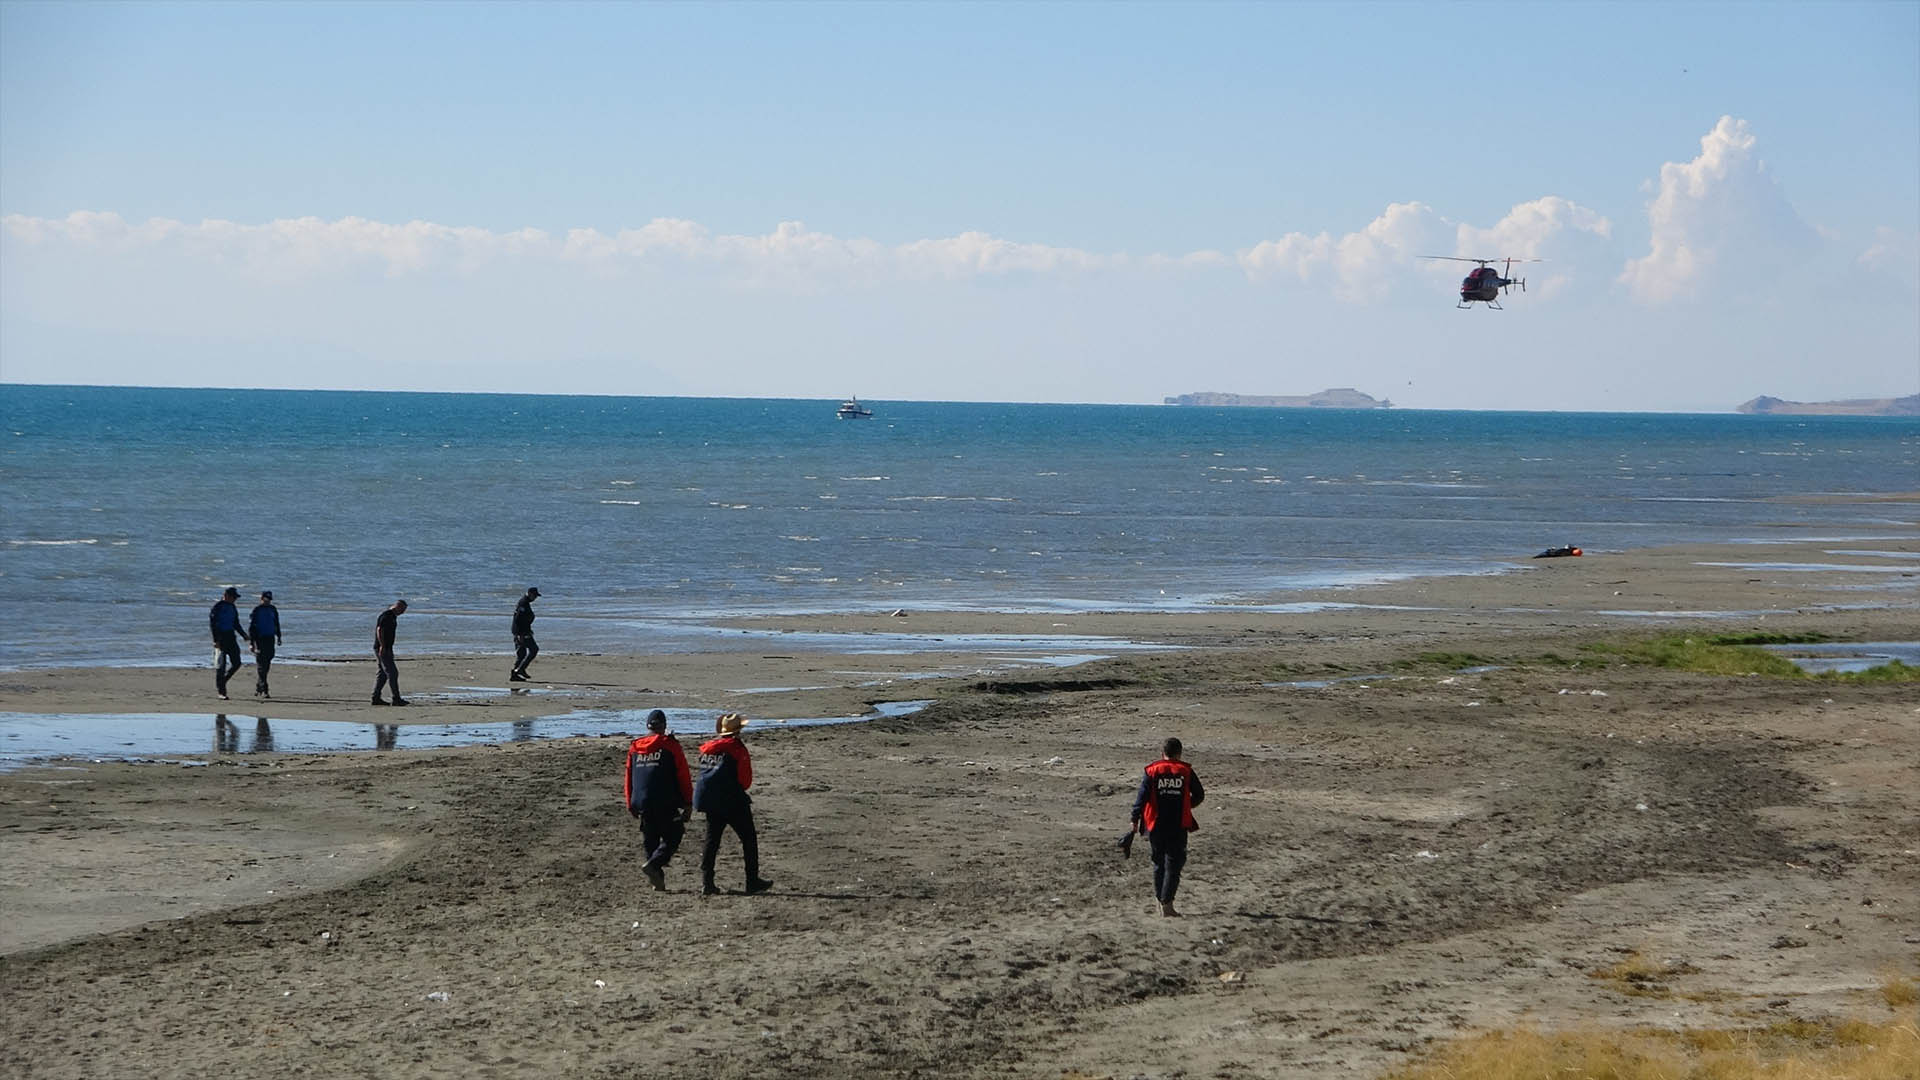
[693,713,773,896]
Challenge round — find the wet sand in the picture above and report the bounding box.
[2,529,1918,1078]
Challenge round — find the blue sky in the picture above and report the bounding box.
[3,1,1916,410]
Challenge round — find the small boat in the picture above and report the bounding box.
[836,396,873,420]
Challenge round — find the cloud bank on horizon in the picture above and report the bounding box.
[2,116,1915,410]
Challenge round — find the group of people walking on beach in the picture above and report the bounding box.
[206,586,1204,913]
[207,586,543,706]
[624,708,774,896]
[207,587,282,700]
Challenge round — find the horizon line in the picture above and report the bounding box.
[7,380,1917,417]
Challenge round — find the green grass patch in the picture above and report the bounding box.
[1581,635,1920,681]
[1587,636,1807,677]
[1821,660,1920,683]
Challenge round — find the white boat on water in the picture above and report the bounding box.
[836,396,873,419]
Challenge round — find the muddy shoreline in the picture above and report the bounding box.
[2,532,1917,1078]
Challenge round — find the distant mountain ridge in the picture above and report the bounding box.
[1737,394,1919,416]
[1164,388,1391,409]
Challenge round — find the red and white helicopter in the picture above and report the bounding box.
[1419,256,1541,309]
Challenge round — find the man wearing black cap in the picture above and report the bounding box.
[624,709,692,891]
[208,587,250,700]
[510,587,540,682]
[248,590,283,699]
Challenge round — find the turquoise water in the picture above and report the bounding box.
[3,384,1915,666]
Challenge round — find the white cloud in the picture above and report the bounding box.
[0,210,1130,283]
[1456,196,1611,259]
[1237,231,1333,282]
[1859,226,1919,288]
[1451,197,1613,299]
[0,211,557,279]
[1239,201,1448,301]
[1619,116,1816,303]
[5,197,1609,304]
[1240,198,1608,302]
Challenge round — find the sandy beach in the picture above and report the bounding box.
[3,528,1917,1078]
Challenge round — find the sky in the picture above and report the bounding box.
[1,1,1916,411]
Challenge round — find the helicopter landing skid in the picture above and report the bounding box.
[1458,299,1504,310]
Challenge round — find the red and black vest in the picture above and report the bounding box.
[624,733,691,814]
[693,735,753,813]
[1138,759,1201,833]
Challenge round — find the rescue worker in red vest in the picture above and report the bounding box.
[624,708,693,891]
[693,712,773,896]
[1131,736,1205,917]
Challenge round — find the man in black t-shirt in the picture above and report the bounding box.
[372,599,409,706]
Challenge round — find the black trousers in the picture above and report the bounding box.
[641,810,685,868]
[214,633,244,693]
[373,647,401,699]
[254,640,276,693]
[1149,826,1189,904]
[701,803,760,885]
[513,634,538,674]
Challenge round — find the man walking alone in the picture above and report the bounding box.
[510,587,539,682]
[248,590,282,699]
[1131,736,1205,918]
[208,587,250,700]
[625,709,692,891]
[371,599,408,706]
[694,713,773,897]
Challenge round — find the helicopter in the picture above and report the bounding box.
[1418,256,1542,309]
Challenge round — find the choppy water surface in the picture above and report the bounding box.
[4,385,1915,666]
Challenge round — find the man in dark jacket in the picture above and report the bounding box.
[208,587,250,700]
[625,709,692,891]
[1131,736,1205,917]
[248,590,282,699]
[372,599,408,706]
[693,713,773,896]
[509,587,539,682]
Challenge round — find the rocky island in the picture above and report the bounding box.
[1164,388,1391,409]
[1737,393,1919,416]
